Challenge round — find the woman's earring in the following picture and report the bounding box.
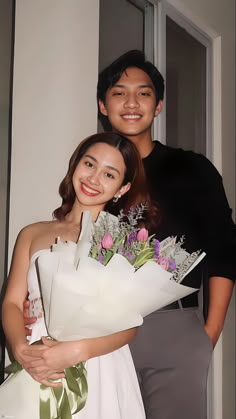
[113,194,121,203]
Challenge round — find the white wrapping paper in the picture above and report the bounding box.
[38,211,204,341]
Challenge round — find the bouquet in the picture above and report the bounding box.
[39,208,204,343]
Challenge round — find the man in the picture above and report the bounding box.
[24,50,235,418]
[96,50,236,419]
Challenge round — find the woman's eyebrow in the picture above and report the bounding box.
[84,154,120,175]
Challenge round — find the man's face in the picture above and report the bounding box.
[99,67,162,144]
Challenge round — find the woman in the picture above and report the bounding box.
[1,132,156,418]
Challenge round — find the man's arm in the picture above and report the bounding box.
[204,276,234,347]
[186,153,236,346]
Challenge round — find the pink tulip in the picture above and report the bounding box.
[137,228,149,242]
[158,256,169,271]
[101,232,114,249]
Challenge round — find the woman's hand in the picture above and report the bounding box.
[13,341,33,366]
[21,327,137,385]
[14,340,65,387]
[22,337,85,384]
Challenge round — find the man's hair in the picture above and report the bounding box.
[97,50,165,130]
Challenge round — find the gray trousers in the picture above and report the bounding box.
[129,308,213,419]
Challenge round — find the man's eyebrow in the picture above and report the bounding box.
[84,154,120,175]
[112,83,154,89]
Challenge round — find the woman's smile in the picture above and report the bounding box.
[80,182,100,197]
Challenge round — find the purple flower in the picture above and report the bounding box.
[169,258,177,271]
[98,254,105,264]
[124,251,135,262]
[137,228,149,242]
[127,231,137,245]
[101,233,113,249]
[153,239,160,258]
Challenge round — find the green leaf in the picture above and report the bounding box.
[103,249,114,265]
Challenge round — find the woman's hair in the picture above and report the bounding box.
[53,132,159,233]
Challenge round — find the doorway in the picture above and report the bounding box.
[99,0,154,71]
[166,15,207,155]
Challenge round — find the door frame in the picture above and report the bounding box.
[148,1,223,419]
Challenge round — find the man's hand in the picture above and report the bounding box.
[23,300,37,336]
[204,324,218,348]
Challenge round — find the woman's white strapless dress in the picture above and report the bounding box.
[0,250,146,419]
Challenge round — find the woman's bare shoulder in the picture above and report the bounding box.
[33,220,68,256]
[18,220,58,236]
[15,220,60,252]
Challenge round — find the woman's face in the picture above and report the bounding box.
[72,142,130,211]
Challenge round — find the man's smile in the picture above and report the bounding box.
[121,113,142,120]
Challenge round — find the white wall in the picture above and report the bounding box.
[9,0,100,259]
